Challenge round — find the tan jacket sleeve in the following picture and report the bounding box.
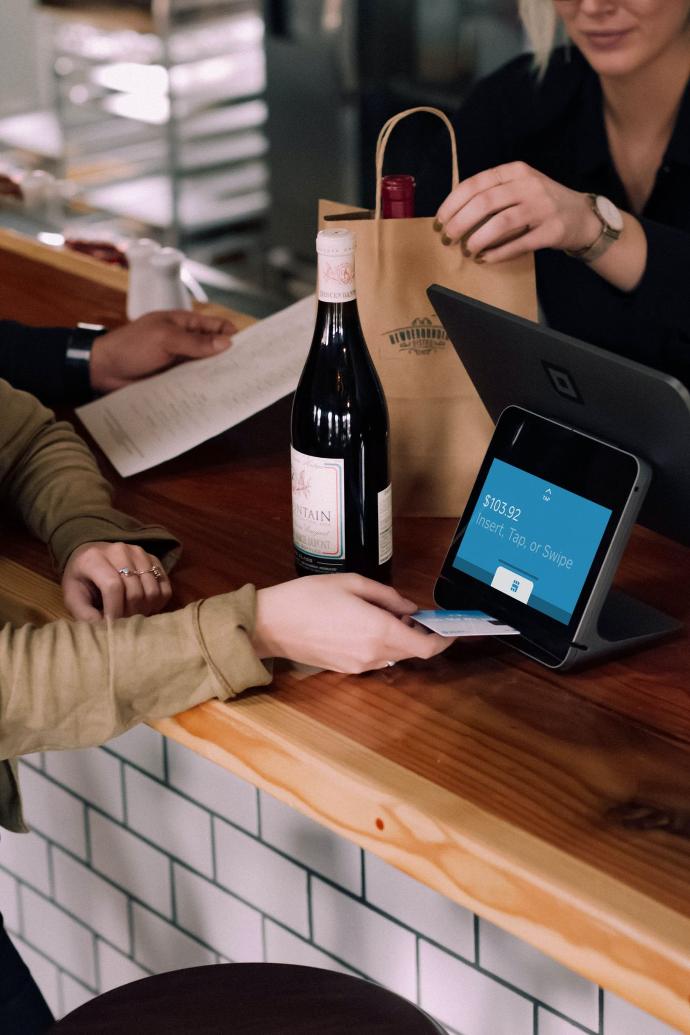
[0,584,271,762]
[0,380,180,571]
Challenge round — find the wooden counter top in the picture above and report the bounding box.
[1,229,688,1032]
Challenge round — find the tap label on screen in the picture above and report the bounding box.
[452,458,612,624]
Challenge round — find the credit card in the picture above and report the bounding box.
[411,609,518,637]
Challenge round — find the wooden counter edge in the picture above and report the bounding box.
[153,698,690,1035]
[0,227,256,331]
[1,557,688,1032]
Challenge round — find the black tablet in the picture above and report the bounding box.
[427,284,690,547]
[434,407,649,667]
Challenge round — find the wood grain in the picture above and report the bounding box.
[1,230,689,1032]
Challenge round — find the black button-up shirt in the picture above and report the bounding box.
[433,46,690,387]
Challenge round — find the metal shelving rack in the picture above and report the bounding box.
[44,0,269,256]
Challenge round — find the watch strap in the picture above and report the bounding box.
[65,322,107,401]
[565,193,621,263]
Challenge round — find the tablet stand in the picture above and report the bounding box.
[567,586,683,666]
[509,461,683,670]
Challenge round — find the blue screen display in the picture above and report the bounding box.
[453,459,612,624]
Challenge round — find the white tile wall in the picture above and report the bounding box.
[419,940,534,1035]
[53,848,130,953]
[107,725,165,779]
[0,866,20,930]
[89,810,172,917]
[45,748,123,822]
[260,791,362,893]
[173,863,263,962]
[538,1008,593,1035]
[264,919,356,975]
[0,828,51,894]
[60,972,93,1015]
[605,990,684,1035]
[214,817,309,935]
[18,763,87,858]
[311,877,417,999]
[480,919,599,1029]
[131,902,216,973]
[21,886,96,988]
[97,940,149,993]
[124,767,213,878]
[13,935,61,1017]
[167,740,258,833]
[365,852,475,961]
[0,741,679,1034]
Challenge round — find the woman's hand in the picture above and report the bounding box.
[62,542,172,621]
[436,161,601,263]
[252,574,450,673]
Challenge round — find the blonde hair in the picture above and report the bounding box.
[518,0,560,75]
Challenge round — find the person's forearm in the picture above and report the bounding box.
[0,381,179,570]
[0,587,271,759]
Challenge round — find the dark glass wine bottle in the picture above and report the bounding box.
[291,228,392,582]
[381,174,416,218]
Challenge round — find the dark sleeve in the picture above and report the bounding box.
[634,219,690,385]
[0,321,92,406]
[536,219,690,389]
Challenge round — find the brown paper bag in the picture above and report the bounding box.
[319,106,537,517]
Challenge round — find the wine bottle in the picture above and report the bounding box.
[291,228,392,582]
[381,174,416,218]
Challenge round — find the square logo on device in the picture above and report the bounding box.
[542,361,584,403]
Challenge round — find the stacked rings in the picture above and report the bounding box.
[117,566,162,580]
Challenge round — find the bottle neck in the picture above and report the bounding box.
[317,250,357,304]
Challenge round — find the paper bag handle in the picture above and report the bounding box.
[374,106,459,220]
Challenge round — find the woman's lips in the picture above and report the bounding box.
[581,29,632,50]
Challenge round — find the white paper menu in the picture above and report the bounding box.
[76,294,316,477]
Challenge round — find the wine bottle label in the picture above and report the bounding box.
[317,254,355,304]
[291,447,345,560]
[378,483,393,564]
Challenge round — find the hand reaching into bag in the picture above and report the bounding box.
[435,160,646,292]
[435,161,603,261]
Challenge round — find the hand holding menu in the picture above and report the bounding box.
[76,295,315,477]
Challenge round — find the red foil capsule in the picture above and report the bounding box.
[381,174,416,218]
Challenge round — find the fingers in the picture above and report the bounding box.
[334,573,418,615]
[113,547,171,617]
[167,310,235,355]
[436,164,521,226]
[62,578,104,622]
[376,616,449,668]
[81,550,127,619]
[62,543,171,621]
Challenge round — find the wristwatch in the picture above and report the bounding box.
[65,321,107,400]
[566,194,623,262]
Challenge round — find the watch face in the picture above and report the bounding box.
[595,195,623,232]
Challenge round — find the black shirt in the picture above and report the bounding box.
[0,321,95,406]
[431,47,690,387]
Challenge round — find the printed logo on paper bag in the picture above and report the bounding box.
[383,316,448,355]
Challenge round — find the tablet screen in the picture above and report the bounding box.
[435,407,642,664]
[452,458,612,625]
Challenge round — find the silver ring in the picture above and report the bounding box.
[118,566,162,580]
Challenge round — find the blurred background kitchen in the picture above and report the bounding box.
[0,0,524,316]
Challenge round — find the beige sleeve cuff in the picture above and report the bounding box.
[194,584,273,698]
[49,512,181,573]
